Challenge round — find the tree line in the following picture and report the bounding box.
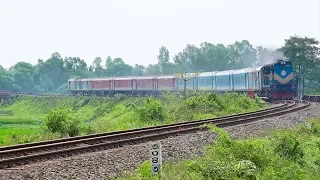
[0,35,319,94]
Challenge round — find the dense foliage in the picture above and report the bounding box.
[1,35,319,93]
[44,108,81,137]
[120,118,320,180]
[0,91,265,146]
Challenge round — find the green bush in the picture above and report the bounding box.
[272,130,304,161]
[185,92,221,110]
[310,119,320,136]
[44,108,81,137]
[136,98,165,122]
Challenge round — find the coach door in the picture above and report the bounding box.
[132,78,136,91]
[257,71,261,89]
[230,72,234,91]
[193,77,198,90]
[213,73,217,91]
[153,78,158,91]
[212,76,214,90]
[111,79,115,90]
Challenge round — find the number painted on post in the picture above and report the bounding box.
[150,142,162,175]
[153,166,159,172]
[152,144,159,149]
[152,157,158,163]
[152,151,158,156]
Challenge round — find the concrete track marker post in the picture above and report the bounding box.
[150,141,162,176]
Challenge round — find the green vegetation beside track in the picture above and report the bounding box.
[120,118,320,180]
[0,91,266,146]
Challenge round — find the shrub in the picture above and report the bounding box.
[136,98,165,122]
[44,108,81,137]
[185,92,220,110]
[235,160,258,179]
[115,93,126,101]
[309,119,320,136]
[272,130,304,161]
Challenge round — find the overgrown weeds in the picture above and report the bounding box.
[119,118,320,180]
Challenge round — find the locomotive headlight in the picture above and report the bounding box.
[281,70,286,76]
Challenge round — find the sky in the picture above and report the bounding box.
[0,0,319,69]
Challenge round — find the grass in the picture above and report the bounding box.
[118,118,320,180]
[0,91,267,147]
[0,116,40,124]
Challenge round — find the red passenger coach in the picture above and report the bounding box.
[68,75,177,96]
[157,76,176,91]
[114,77,133,91]
[91,78,113,91]
[135,77,155,91]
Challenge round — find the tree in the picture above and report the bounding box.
[64,57,89,78]
[145,64,161,75]
[174,69,202,99]
[157,46,173,74]
[132,64,145,76]
[0,66,15,90]
[37,59,44,65]
[174,44,203,72]
[280,35,320,91]
[105,58,133,77]
[200,42,229,71]
[92,57,103,77]
[105,56,112,69]
[38,52,68,92]
[228,40,257,69]
[9,62,35,92]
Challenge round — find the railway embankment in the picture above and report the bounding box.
[0,101,318,179]
[0,92,265,146]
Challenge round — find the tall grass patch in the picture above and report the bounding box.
[119,118,320,180]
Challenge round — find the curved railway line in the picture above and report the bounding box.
[0,100,311,169]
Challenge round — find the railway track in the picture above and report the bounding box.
[0,100,310,169]
[303,95,320,102]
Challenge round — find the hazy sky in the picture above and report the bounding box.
[0,0,319,69]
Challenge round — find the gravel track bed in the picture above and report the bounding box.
[1,103,319,180]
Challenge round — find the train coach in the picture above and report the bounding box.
[68,75,176,96]
[68,59,298,100]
